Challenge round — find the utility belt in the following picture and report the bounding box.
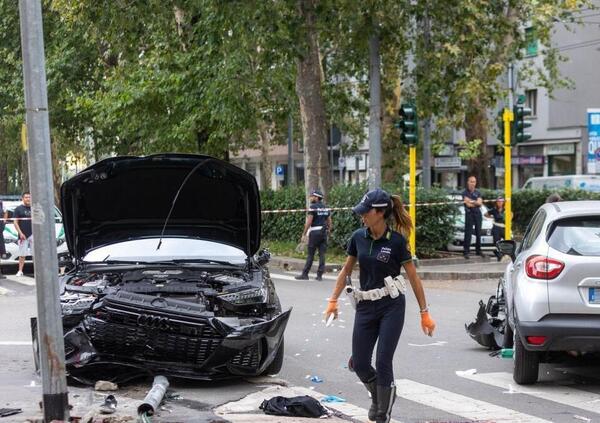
[345,275,406,308]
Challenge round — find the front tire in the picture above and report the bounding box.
[513,327,539,385]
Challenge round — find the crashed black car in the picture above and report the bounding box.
[32,154,290,383]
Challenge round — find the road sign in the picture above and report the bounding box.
[276,165,284,176]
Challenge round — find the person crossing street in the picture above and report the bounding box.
[295,189,332,281]
[324,188,435,423]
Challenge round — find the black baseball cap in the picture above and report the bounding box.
[352,188,391,215]
[310,189,324,199]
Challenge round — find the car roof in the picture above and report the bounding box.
[541,201,600,220]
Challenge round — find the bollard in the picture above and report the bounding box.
[137,376,169,416]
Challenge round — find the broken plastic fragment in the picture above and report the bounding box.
[455,369,477,377]
[310,376,323,383]
[321,395,346,403]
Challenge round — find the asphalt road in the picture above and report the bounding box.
[1,269,600,422]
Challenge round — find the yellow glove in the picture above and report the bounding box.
[324,299,339,321]
[421,311,436,336]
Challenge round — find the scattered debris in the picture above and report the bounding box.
[455,369,477,377]
[574,415,592,422]
[408,341,448,347]
[0,408,22,418]
[99,395,117,414]
[465,297,505,350]
[95,381,118,391]
[259,395,330,418]
[309,376,323,383]
[321,395,346,403]
[137,375,169,416]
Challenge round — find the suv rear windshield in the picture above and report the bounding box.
[548,217,600,256]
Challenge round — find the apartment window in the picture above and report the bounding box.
[525,89,537,117]
[525,27,538,56]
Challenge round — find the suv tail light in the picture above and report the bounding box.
[525,255,564,279]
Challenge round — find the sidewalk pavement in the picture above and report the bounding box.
[270,254,507,281]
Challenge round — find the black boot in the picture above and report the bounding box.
[375,384,396,423]
[362,376,377,421]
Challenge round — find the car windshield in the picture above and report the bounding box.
[548,217,600,256]
[82,237,247,265]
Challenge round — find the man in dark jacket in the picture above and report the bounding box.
[295,189,333,281]
[462,176,483,259]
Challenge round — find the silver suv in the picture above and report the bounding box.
[499,201,600,384]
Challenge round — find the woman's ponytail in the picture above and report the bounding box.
[389,195,412,238]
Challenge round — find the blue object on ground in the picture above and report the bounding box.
[321,395,346,403]
[310,375,323,383]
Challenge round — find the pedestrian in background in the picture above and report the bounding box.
[485,197,505,261]
[324,188,435,423]
[546,192,562,203]
[462,175,483,259]
[13,192,32,277]
[295,189,332,281]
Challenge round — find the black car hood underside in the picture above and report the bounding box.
[61,154,261,259]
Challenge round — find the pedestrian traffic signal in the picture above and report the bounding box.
[512,105,532,144]
[397,103,418,146]
[496,110,504,143]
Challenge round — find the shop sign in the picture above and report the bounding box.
[588,109,600,174]
[514,155,544,165]
[434,156,461,168]
[546,143,574,156]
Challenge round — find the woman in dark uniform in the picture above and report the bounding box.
[485,197,505,261]
[324,188,435,423]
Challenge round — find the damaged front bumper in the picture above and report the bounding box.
[32,291,291,384]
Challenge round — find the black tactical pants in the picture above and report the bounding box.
[301,229,327,277]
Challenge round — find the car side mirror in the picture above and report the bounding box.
[497,240,516,262]
[255,249,271,266]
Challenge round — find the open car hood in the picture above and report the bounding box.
[61,154,261,260]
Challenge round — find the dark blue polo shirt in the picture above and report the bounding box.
[309,201,330,227]
[347,227,412,291]
[462,189,482,214]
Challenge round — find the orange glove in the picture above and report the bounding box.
[324,299,339,321]
[421,311,436,336]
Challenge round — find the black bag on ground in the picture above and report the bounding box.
[259,395,328,418]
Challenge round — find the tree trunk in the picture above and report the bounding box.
[0,159,8,194]
[51,140,62,205]
[258,122,273,190]
[368,31,382,190]
[465,97,491,188]
[295,0,331,198]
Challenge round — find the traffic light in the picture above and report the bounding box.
[397,103,418,146]
[513,104,532,144]
[496,110,504,143]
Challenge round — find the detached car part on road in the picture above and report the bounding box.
[31,154,290,383]
[467,201,600,385]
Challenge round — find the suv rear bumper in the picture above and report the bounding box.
[517,314,600,352]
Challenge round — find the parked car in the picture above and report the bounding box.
[447,200,496,252]
[31,154,290,383]
[2,200,67,263]
[497,201,600,384]
[521,174,600,192]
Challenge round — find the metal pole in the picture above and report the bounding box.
[503,108,513,241]
[368,32,382,189]
[287,115,294,185]
[329,125,334,184]
[18,1,69,421]
[409,146,417,256]
[423,118,432,188]
[355,156,360,185]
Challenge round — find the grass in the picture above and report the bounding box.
[260,239,348,265]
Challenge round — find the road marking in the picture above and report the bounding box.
[457,371,600,415]
[0,341,32,346]
[395,378,551,423]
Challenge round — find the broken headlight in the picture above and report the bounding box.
[219,288,266,305]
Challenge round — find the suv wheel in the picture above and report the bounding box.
[513,327,539,385]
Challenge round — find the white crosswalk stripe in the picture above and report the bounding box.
[457,371,600,415]
[395,378,552,422]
